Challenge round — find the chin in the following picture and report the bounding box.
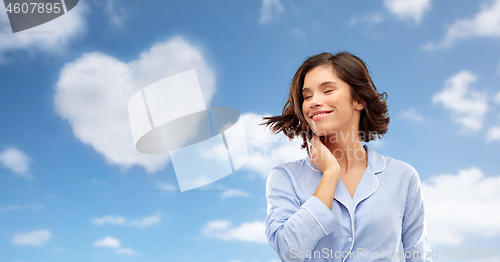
[311,123,337,135]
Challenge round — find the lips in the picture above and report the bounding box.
[311,112,331,121]
[309,110,332,118]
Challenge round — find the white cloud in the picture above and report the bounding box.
[0,202,43,213]
[104,0,128,27]
[424,0,500,50]
[0,148,32,179]
[349,13,384,26]
[383,0,431,23]
[399,108,425,123]
[489,91,500,141]
[494,91,500,103]
[116,248,136,255]
[203,220,230,232]
[92,213,160,227]
[422,167,500,245]
[92,215,126,226]
[259,0,284,24]
[53,37,216,174]
[487,126,500,141]
[0,2,88,62]
[12,230,52,246]
[93,236,137,254]
[94,236,120,248]
[201,220,267,243]
[128,213,160,227]
[432,71,488,131]
[221,189,250,199]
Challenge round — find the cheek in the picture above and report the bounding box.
[328,94,345,106]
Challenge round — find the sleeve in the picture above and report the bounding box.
[401,167,433,262]
[264,167,340,262]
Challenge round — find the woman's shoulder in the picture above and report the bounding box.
[268,155,316,180]
[362,145,413,178]
[380,152,420,182]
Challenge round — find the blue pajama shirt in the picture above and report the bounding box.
[264,145,432,262]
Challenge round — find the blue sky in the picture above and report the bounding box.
[1,0,500,261]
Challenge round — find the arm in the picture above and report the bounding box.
[264,167,340,262]
[401,168,433,262]
[313,169,339,210]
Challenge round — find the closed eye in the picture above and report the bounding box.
[304,90,331,100]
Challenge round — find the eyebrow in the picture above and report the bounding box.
[302,81,337,93]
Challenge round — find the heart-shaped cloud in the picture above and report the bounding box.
[53,37,216,173]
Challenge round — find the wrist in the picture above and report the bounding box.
[323,168,340,178]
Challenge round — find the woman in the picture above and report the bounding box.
[261,52,432,261]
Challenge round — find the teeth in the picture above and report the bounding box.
[312,112,330,118]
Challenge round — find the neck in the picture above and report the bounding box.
[321,129,367,175]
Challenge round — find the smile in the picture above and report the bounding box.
[311,112,331,121]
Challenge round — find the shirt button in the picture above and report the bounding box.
[348,237,353,242]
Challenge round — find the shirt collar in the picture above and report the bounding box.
[305,144,386,175]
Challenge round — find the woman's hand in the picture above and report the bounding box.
[310,135,340,176]
[310,135,341,209]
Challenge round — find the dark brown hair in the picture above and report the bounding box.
[260,51,390,154]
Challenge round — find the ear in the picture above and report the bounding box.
[353,97,365,111]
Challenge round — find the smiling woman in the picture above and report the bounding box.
[260,52,433,261]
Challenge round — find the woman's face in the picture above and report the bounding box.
[301,65,364,137]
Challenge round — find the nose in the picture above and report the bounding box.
[309,95,323,108]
